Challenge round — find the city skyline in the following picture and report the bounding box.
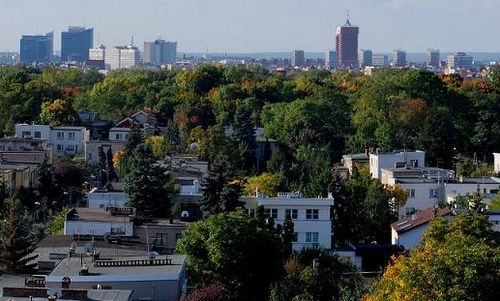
[1,0,500,53]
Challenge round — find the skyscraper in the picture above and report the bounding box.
[425,49,440,67]
[325,50,338,69]
[447,52,474,69]
[291,49,305,67]
[358,49,372,68]
[335,13,359,68]
[61,26,93,63]
[143,39,177,65]
[19,32,53,64]
[392,49,406,67]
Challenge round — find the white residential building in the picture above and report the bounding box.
[64,208,134,237]
[369,149,426,179]
[494,153,500,173]
[87,188,129,209]
[381,166,500,218]
[105,45,140,70]
[15,124,89,157]
[242,192,333,251]
[89,44,106,60]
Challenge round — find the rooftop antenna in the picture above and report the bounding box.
[345,10,352,27]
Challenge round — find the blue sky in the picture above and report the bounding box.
[1,0,499,53]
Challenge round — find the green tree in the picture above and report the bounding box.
[40,99,77,125]
[244,173,280,197]
[122,144,175,217]
[201,157,243,215]
[362,181,396,243]
[364,213,500,301]
[281,213,295,260]
[176,210,282,301]
[0,197,39,273]
[106,148,118,182]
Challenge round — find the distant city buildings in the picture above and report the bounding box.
[143,39,177,65]
[425,49,440,67]
[105,45,140,70]
[447,52,474,69]
[372,54,389,67]
[358,49,373,68]
[19,32,53,64]
[61,26,93,63]
[325,50,338,69]
[335,15,359,68]
[392,49,406,67]
[291,49,305,67]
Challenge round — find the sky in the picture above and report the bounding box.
[1,0,499,53]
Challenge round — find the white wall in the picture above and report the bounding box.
[392,224,430,249]
[88,191,129,209]
[370,151,425,179]
[494,153,500,173]
[64,220,133,236]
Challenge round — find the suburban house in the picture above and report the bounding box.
[369,149,426,179]
[45,254,186,301]
[391,207,453,249]
[494,153,500,174]
[64,207,135,237]
[380,166,500,218]
[242,192,334,251]
[114,108,158,135]
[77,109,113,140]
[87,187,129,209]
[392,208,500,249]
[15,124,89,157]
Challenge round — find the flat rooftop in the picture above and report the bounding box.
[49,254,186,278]
[67,208,133,223]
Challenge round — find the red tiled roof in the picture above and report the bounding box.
[391,207,452,234]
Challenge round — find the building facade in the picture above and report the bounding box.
[369,149,426,179]
[392,49,406,67]
[61,26,93,63]
[242,193,333,251]
[335,17,359,68]
[291,50,305,67]
[325,50,338,69]
[15,124,89,157]
[493,153,500,174]
[358,49,372,68]
[372,54,388,67]
[20,32,53,64]
[425,49,440,67]
[143,39,177,65]
[105,46,140,70]
[447,52,474,69]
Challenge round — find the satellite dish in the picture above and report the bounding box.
[148,251,159,260]
[84,242,96,254]
[181,211,189,218]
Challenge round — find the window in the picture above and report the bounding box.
[115,133,122,140]
[292,232,298,242]
[57,132,64,140]
[429,188,438,198]
[175,233,182,241]
[34,131,41,138]
[264,208,278,219]
[406,189,415,198]
[247,208,255,217]
[22,131,31,138]
[56,144,63,151]
[68,132,75,140]
[66,145,75,152]
[305,232,319,243]
[155,233,167,246]
[88,153,93,161]
[285,209,298,219]
[406,207,416,215]
[306,209,319,220]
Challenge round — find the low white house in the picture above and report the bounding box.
[242,192,333,251]
[64,208,134,237]
[15,124,89,157]
[87,188,129,209]
[494,153,500,174]
[369,149,425,179]
[391,207,452,249]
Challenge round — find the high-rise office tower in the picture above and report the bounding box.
[105,45,140,70]
[335,13,359,68]
[392,49,406,67]
[372,54,389,67]
[358,49,373,68]
[447,52,474,69]
[61,26,93,63]
[89,44,106,61]
[143,39,177,65]
[325,50,338,69]
[292,49,305,67]
[20,32,53,64]
[425,49,440,67]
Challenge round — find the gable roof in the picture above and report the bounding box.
[391,207,452,234]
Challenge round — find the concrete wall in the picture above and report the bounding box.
[64,220,133,236]
[87,191,128,209]
[494,153,500,173]
[84,140,125,163]
[370,151,425,179]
